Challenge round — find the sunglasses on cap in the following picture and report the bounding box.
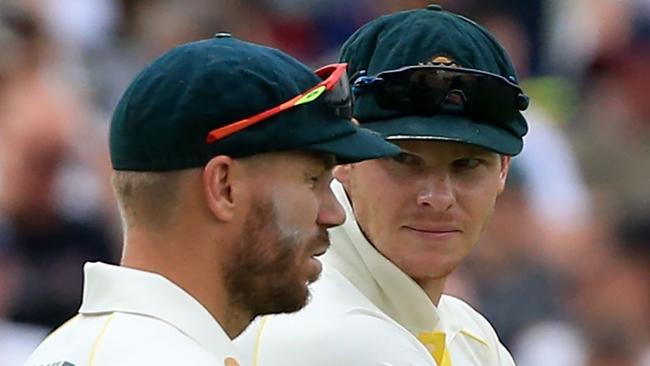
[206,63,353,143]
[352,65,529,126]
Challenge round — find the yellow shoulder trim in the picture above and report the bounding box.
[88,314,115,365]
[252,316,270,366]
[460,329,489,347]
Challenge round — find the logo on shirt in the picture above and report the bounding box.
[224,357,240,366]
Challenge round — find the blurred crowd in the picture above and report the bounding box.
[0,0,648,365]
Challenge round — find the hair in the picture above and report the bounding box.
[111,170,187,230]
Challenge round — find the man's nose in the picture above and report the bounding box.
[317,188,346,227]
[416,174,455,212]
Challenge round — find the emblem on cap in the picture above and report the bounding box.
[420,56,465,107]
[421,55,459,67]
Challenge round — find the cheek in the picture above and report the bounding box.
[269,186,319,234]
[458,179,501,235]
[349,167,406,244]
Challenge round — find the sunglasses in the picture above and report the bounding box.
[206,63,352,143]
[352,65,529,126]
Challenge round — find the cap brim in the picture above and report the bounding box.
[304,126,400,163]
[362,114,523,155]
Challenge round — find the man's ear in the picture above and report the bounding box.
[203,155,236,222]
[498,155,512,194]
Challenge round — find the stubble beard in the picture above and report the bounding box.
[224,197,328,319]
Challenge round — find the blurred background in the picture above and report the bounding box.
[0,0,648,365]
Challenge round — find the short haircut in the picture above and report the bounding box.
[111,170,186,230]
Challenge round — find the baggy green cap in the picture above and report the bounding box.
[110,34,399,171]
[340,4,529,155]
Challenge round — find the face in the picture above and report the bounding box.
[335,140,510,283]
[224,152,344,316]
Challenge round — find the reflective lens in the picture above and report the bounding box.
[353,65,529,126]
[315,64,353,119]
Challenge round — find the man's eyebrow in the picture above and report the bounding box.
[298,152,337,171]
[462,148,497,157]
[395,148,417,155]
[307,152,337,169]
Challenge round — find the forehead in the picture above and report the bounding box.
[392,139,498,157]
[289,151,337,169]
[253,150,335,170]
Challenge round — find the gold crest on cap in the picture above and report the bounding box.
[421,55,459,67]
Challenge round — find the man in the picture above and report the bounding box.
[24,34,399,366]
[236,5,529,366]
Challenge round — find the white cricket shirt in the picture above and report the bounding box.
[25,262,242,366]
[235,181,515,366]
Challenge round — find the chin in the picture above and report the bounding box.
[400,256,459,280]
[243,274,312,317]
[271,281,311,315]
[426,261,458,279]
[276,291,309,315]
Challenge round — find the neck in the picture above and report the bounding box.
[120,228,252,339]
[415,276,447,306]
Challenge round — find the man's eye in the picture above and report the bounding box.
[307,170,332,188]
[453,158,481,169]
[392,152,420,165]
[305,174,320,186]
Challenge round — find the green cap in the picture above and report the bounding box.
[110,34,399,171]
[340,4,529,155]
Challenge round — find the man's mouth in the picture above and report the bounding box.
[403,225,462,238]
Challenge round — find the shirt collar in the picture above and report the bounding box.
[79,262,237,360]
[326,181,477,339]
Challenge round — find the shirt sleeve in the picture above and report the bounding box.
[496,342,516,366]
